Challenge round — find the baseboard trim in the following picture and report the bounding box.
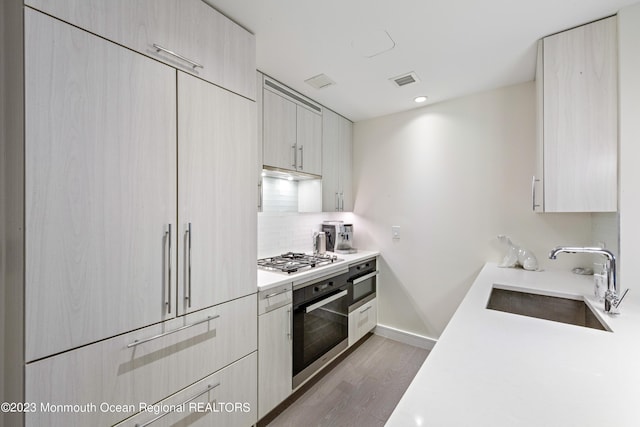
[374,324,437,350]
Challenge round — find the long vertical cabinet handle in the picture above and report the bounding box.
[532,176,541,211]
[335,192,339,211]
[186,223,192,308]
[299,145,304,169]
[340,192,344,211]
[287,308,292,340]
[165,224,172,314]
[291,144,297,168]
[258,180,263,211]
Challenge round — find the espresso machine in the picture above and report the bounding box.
[322,221,356,254]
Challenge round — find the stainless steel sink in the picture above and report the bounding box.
[487,287,609,331]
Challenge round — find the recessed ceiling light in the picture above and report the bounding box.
[287,176,294,181]
[414,96,428,103]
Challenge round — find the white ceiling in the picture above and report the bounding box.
[205,0,639,122]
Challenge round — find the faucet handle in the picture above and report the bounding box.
[614,288,630,309]
[606,288,630,312]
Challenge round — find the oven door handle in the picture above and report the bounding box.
[305,290,348,313]
[351,270,379,285]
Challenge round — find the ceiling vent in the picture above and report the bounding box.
[389,72,420,88]
[305,74,336,89]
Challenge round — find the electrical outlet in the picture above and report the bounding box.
[392,226,400,240]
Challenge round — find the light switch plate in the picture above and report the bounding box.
[392,226,400,240]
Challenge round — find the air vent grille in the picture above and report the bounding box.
[390,72,420,87]
[305,74,335,89]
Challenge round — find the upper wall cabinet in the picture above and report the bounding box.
[262,78,323,176]
[25,0,256,100]
[322,109,353,212]
[534,16,618,212]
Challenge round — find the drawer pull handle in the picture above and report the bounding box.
[264,288,290,299]
[306,290,347,313]
[360,306,372,314]
[136,382,221,427]
[127,315,220,348]
[152,43,203,70]
[352,271,379,285]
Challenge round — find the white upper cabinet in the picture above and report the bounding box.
[25,8,177,361]
[296,106,323,176]
[263,89,298,171]
[322,109,353,211]
[536,16,618,212]
[177,72,257,315]
[262,78,323,176]
[25,0,256,100]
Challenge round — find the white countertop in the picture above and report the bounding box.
[386,263,640,427]
[257,250,380,291]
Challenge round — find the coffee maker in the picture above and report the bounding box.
[322,221,356,254]
[335,224,356,254]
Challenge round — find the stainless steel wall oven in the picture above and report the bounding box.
[348,258,378,311]
[292,270,350,388]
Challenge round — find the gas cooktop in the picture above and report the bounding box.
[258,252,341,274]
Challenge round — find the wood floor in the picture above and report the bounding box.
[261,334,430,427]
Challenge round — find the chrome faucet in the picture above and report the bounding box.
[548,246,628,313]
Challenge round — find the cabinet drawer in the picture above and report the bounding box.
[25,295,257,427]
[116,352,257,427]
[25,0,256,99]
[258,284,292,315]
[348,298,377,346]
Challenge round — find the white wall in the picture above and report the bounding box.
[352,82,601,339]
[619,3,640,291]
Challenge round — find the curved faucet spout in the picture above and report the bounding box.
[548,246,619,313]
[548,246,615,261]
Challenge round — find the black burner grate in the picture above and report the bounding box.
[258,252,339,274]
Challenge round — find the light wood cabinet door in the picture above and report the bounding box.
[322,110,353,211]
[263,89,297,172]
[542,16,618,212]
[25,296,256,427]
[175,0,256,100]
[178,72,257,315]
[26,0,256,99]
[24,8,177,361]
[322,109,341,210]
[339,115,354,211]
[258,303,292,419]
[296,107,323,176]
[115,352,258,427]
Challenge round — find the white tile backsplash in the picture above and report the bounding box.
[262,177,298,212]
[258,211,356,258]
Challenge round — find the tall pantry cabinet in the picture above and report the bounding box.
[2,1,258,426]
